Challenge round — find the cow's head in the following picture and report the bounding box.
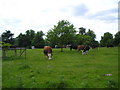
[47,53,52,60]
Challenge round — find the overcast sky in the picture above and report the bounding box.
[0,0,119,41]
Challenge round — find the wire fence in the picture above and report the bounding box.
[2,47,26,59]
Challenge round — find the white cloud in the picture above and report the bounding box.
[0,0,119,41]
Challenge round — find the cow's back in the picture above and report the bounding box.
[83,45,90,51]
[44,46,52,53]
[77,45,85,50]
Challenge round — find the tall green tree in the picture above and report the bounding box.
[17,29,35,48]
[75,34,92,45]
[86,29,96,40]
[114,31,120,46]
[79,27,86,35]
[100,32,113,47]
[86,29,97,47]
[2,30,14,44]
[32,31,45,48]
[17,33,28,47]
[46,29,59,47]
[46,20,76,51]
[25,29,35,48]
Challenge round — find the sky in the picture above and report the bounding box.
[0,0,119,41]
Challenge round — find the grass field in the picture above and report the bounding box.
[2,47,118,88]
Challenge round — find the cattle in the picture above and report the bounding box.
[77,45,90,55]
[69,44,90,55]
[69,45,77,51]
[43,46,52,60]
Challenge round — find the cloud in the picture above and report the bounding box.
[1,18,21,25]
[72,4,89,16]
[88,8,118,23]
[0,0,118,41]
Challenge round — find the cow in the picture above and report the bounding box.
[77,45,90,55]
[69,45,77,51]
[69,44,90,55]
[43,46,52,60]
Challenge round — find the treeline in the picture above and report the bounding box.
[1,20,120,48]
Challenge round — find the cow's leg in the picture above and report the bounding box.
[82,51,85,55]
[85,51,88,54]
[44,51,48,59]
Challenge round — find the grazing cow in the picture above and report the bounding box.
[43,46,52,60]
[69,45,77,51]
[77,45,90,55]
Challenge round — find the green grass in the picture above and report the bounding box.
[2,47,119,88]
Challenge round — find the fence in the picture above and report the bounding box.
[2,47,26,59]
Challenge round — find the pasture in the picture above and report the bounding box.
[2,47,118,88]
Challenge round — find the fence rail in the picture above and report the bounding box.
[2,47,26,59]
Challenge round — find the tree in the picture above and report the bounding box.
[46,29,59,47]
[114,31,120,46]
[17,33,28,47]
[91,40,99,48]
[2,30,14,44]
[75,34,92,46]
[25,29,35,48]
[32,31,45,48]
[100,32,113,47]
[46,20,76,51]
[16,30,35,48]
[79,27,86,35]
[0,41,12,48]
[86,29,97,47]
[86,29,96,40]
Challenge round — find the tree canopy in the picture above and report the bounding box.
[1,20,119,48]
[46,20,76,50]
[2,30,14,44]
[100,32,114,47]
[114,31,120,46]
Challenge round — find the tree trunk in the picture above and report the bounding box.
[61,47,63,52]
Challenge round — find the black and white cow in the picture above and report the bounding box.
[77,45,90,55]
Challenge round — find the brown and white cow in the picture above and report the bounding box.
[77,45,90,55]
[43,46,52,60]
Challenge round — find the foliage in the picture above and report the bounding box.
[75,34,92,45]
[114,31,120,46]
[25,29,35,48]
[32,31,45,48]
[90,40,99,47]
[79,27,86,35]
[86,29,96,40]
[1,20,118,48]
[16,29,35,48]
[46,20,76,48]
[17,33,28,47]
[2,30,14,44]
[75,28,97,47]
[100,32,114,47]
[16,30,45,48]
[0,41,12,48]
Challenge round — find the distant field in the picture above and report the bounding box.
[2,47,118,88]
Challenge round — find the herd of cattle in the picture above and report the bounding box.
[43,45,92,60]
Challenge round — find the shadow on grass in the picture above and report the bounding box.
[106,79,118,88]
[18,64,31,70]
[45,81,69,88]
[2,56,26,61]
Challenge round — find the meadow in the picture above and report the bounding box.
[2,47,118,88]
